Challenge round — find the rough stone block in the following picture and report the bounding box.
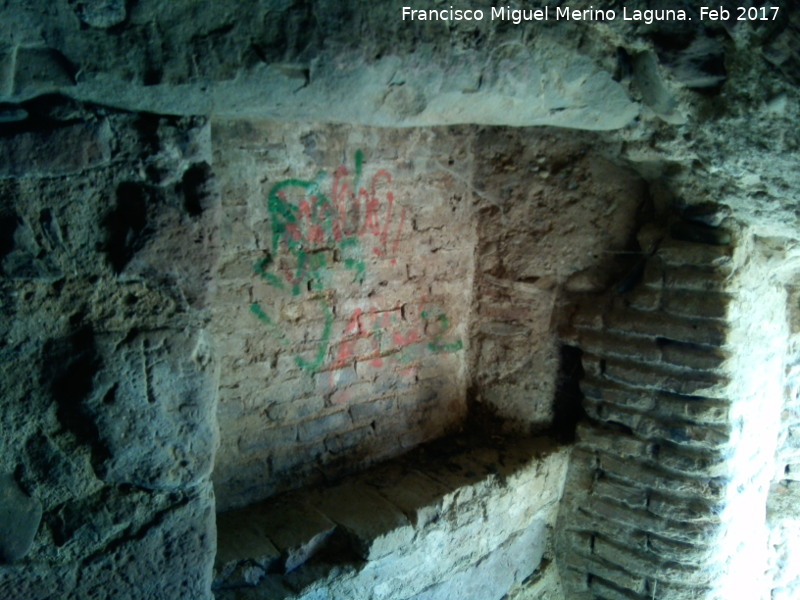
[238,424,298,453]
[568,508,647,551]
[0,564,76,600]
[580,377,658,413]
[12,47,74,98]
[604,309,727,347]
[363,466,451,527]
[588,495,720,546]
[324,425,374,455]
[592,477,649,510]
[75,483,216,600]
[0,121,111,178]
[593,536,718,587]
[654,445,729,478]
[0,473,42,564]
[564,554,646,596]
[662,266,730,293]
[215,509,281,583]
[635,418,730,452]
[619,286,662,312]
[577,329,661,363]
[313,482,414,561]
[583,393,731,453]
[417,453,497,510]
[88,329,219,491]
[647,491,725,524]
[657,239,733,270]
[587,576,647,600]
[658,338,729,371]
[576,421,653,459]
[256,496,338,573]
[408,518,548,600]
[596,451,726,500]
[503,558,565,600]
[597,355,728,396]
[662,289,731,320]
[660,394,726,428]
[348,395,396,422]
[646,534,716,567]
[72,0,128,29]
[267,395,326,424]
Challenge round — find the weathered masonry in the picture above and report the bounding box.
[1,2,800,600]
[558,218,788,600]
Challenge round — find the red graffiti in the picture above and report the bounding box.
[274,162,406,263]
[330,166,406,262]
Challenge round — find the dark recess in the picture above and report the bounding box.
[181,162,214,217]
[104,182,150,273]
[552,345,585,442]
[0,213,19,263]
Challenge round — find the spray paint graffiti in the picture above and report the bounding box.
[264,148,405,298]
[250,150,462,375]
[330,301,464,373]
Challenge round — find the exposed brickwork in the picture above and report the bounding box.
[210,122,476,510]
[209,123,647,511]
[557,222,743,600]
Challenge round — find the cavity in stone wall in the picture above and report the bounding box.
[469,128,647,429]
[210,122,475,510]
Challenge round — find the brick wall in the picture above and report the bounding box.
[209,123,648,511]
[210,122,476,510]
[557,218,788,600]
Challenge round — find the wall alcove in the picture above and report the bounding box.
[206,119,648,598]
[2,2,800,600]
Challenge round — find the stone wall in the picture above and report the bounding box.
[1,3,799,597]
[469,128,646,428]
[0,99,219,599]
[556,218,788,600]
[767,282,800,600]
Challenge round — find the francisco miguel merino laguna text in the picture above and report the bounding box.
[402,6,782,24]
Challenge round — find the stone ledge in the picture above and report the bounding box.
[213,432,569,600]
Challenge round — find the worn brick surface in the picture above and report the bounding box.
[557,224,741,600]
[210,122,473,510]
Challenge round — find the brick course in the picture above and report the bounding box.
[557,221,744,599]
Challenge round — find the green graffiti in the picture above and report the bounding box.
[354,148,364,187]
[423,308,464,355]
[253,256,285,289]
[249,302,290,348]
[294,300,333,371]
[253,152,373,373]
[250,301,271,324]
[428,339,464,354]
[250,150,434,375]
